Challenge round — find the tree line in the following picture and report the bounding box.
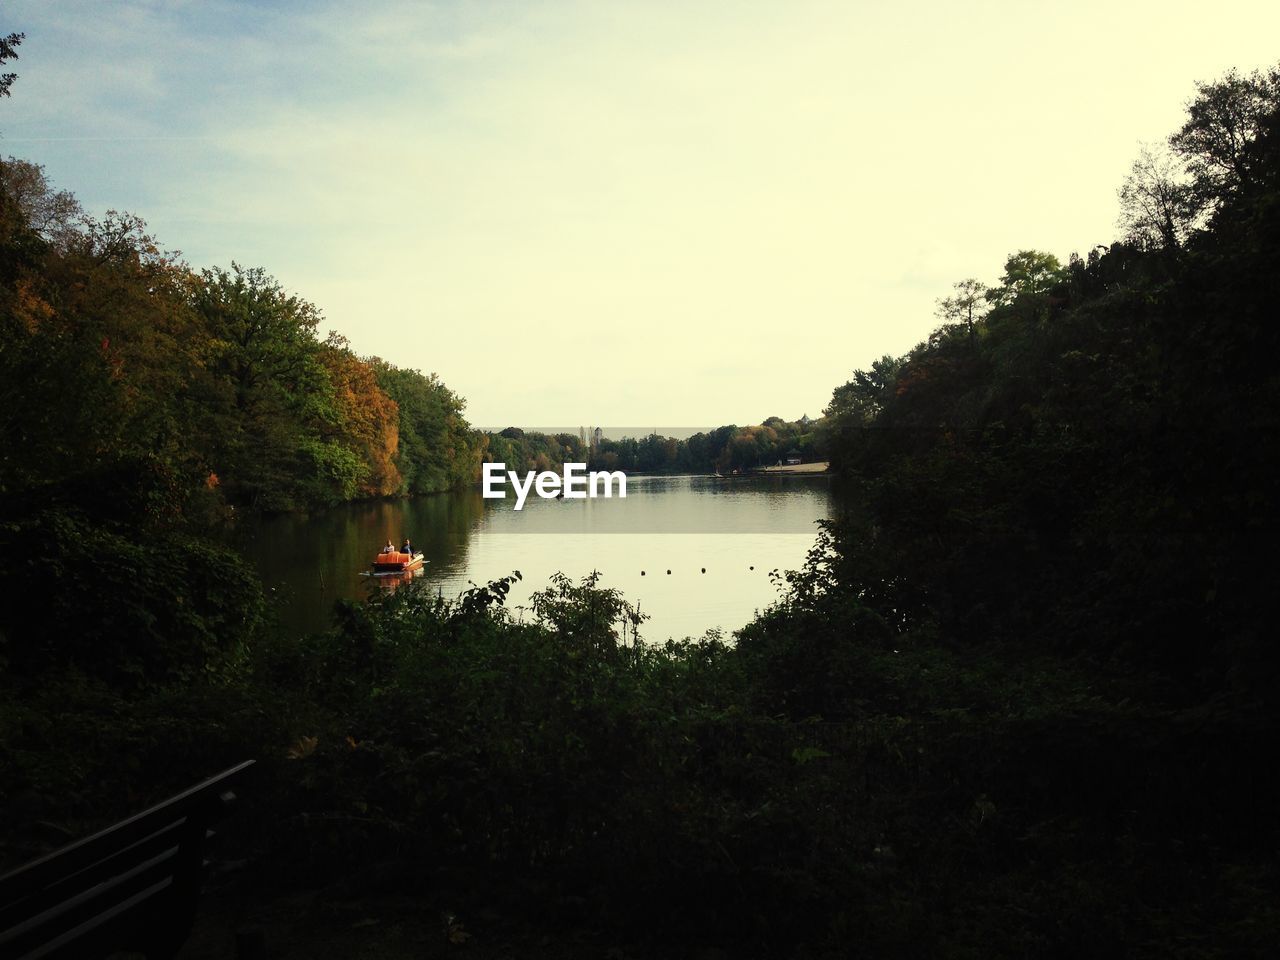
[0,163,484,514]
[814,64,1280,701]
[485,417,826,475]
[0,150,825,523]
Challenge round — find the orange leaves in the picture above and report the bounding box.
[318,343,403,497]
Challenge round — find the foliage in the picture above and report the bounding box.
[8,552,1275,956]
[374,358,484,494]
[1118,144,1198,249]
[0,156,82,248]
[0,28,21,99]
[4,61,1280,960]
[316,335,401,497]
[1169,65,1280,211]
[819,66,1280,698]
[483,418,828,477]
[0,162,481,513]
[0,464,263,687]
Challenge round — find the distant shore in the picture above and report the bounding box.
[754,461,830,475]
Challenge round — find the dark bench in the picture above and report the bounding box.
[0,759,255,960]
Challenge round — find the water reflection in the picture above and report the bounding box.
[234,474,833,641]
[482,474,832,533]
[362,563,428,598]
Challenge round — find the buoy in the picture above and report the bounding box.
[666,569,671,575]
[749,565,754,570]
[641,570,646,576]
[701,567,706,573]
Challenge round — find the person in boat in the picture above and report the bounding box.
[401,538,414,555]
[382,539,396,554]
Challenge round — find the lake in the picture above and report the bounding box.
[233,473,834,641]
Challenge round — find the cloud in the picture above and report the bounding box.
[7,0,1280,423]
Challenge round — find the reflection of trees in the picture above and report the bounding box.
[369,564,427,599]
[398,490,487,580]
[234,491,487,637]
[234,478,840,631]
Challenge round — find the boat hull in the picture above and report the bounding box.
[371,552,427,575]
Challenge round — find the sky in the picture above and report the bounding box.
[4,0,1279,427]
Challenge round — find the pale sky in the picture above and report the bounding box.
[4,1,1279,426]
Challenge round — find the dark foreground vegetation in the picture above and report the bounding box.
[3,57,1280,957]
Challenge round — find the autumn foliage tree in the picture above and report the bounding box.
[0,161,481,513]
[318,334,401,498]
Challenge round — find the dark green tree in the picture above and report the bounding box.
[1170,65,1280,209]
[0,28,22,99]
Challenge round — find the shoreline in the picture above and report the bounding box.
[752,461,830,475]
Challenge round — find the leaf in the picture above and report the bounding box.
[791,746,831,765]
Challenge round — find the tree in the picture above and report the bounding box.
[375,360,481,493]
[0,29,22,99]
[1170,66,1280,210]
[53,211,199,467]
[986,250,1065,307]
[0,186,200,491]
[1118,144,1196,250]
[193,264,324,413]
[822,355,902,472]
[0,157,83,248]
[936,278,989,340]
[318,334,402,498]
[189,264,330,508]
[825,355,902,427]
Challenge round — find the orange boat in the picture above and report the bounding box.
[370,550,427,575]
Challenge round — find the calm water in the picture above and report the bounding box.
[234,474,833,641]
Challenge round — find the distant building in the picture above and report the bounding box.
[593,426,603,447]
[799,413,813,428]
[785,449,802,465]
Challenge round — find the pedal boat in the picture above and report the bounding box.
[371,550,426,575]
